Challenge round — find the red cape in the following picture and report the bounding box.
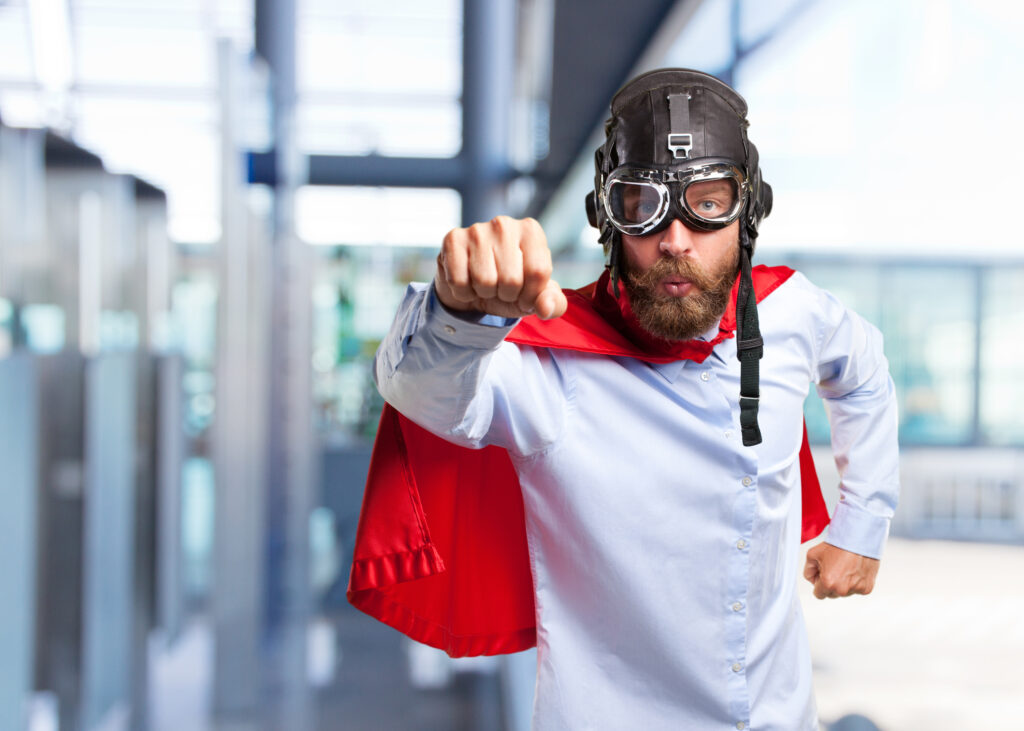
[347,265,829,657]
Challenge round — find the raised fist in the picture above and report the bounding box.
[435,215,569,320]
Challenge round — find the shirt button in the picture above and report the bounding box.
[736,539,747,550]
[742,476,753,487]
[737,723,746,730]
[724,429,733,439]
[443,325,456,335]
[731,662,743,672]
[732,602,743,612]
[700,371,711,382]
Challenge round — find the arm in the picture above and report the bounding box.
[802,284,899,599]
[374,216,570,455]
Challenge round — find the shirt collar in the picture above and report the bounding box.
[649,318,727,382]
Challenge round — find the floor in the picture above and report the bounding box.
[802,537,1024,731]
[146,536,1024,731]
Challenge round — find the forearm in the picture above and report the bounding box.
[815,293,900,560]
[374,282,568,454]
[822,370,900,559]
[374,282,517,445]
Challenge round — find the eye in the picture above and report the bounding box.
[685,180,737,218]
[632,198,660,219]
[617,183,663,223]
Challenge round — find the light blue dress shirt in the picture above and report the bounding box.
[374,272,899,731]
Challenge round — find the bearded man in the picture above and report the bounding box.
[349,68,900,730]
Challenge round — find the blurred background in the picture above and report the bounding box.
[1,0,1022,729]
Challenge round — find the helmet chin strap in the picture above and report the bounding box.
[603,228,622,298]
[735,226,763,446]
[605,221,763,447]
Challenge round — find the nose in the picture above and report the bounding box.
[657,218,697,258]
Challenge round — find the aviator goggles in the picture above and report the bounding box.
[601,161,748,236]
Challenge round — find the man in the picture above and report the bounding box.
[353,69,899,729]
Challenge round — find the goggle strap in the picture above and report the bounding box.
[667,93,693,159]
[736,244,763,447]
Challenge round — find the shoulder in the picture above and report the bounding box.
[762,268,846,317]
[758,269,859,352]
[760,269,826,313]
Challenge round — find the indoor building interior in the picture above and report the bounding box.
[1,1,1022,729]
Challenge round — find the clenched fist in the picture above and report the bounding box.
[435,215,569,320]
[803,542,880,600]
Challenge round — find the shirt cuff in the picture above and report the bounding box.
[425,283,520,348]
[824,499,891,560]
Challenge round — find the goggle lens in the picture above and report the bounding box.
[684,178,740,222]
[607,181,667,227]
[603,165,745,235]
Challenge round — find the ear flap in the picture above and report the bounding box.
[761,180,773,219]
[585,191,598,228]
[586,145,607,231]
[745,167,773,243]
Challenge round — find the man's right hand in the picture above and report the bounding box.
[435,216,569,320]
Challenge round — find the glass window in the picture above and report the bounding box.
[738,0,812,48]
[980,268,1024,445]
[795,261,882,444]
[799,261,983,446]
[881,267,976,445]
[661,0,735,74]
[297,0,463,157]
[296,100,461,158]
[295,185,460,247]
[0,5,35,80]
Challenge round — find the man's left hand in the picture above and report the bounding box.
[802,543,880,600]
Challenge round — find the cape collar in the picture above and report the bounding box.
[507,265,794,365]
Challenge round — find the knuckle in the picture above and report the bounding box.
[490,215,512,236]
[502,272,524,293]
[466,222,485,244]
[471,227,500,256]
[441,230,459,256]
[522,216,543,238]
[524,259,552,282]
[475,270,498,289]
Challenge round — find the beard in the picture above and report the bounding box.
[622,245,739,341]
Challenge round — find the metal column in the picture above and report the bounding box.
[0,354,39,731]
[460,0,518,225]
[212,39,267,720]
[256,0,315,727]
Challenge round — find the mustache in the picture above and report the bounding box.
[626,256,726,294]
